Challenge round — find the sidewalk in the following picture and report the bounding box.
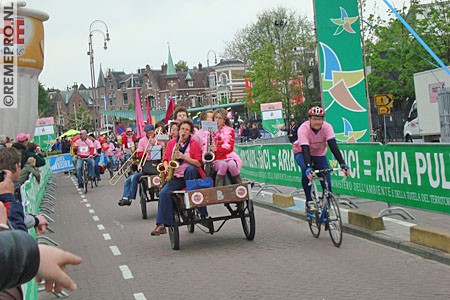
[250,183,450,265]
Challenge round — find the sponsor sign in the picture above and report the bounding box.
[49,154,75,173]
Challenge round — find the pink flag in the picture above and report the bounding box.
[135,89,145,138]
[145,98,152,125]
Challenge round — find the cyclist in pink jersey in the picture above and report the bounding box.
[293,106,349,211]
[73,130,95,188]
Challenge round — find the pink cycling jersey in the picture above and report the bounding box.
[292,120,335,156]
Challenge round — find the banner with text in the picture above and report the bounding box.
[236,143,450,214]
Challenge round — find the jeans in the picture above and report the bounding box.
[294,153,331,202]
[106,156,116,171]
[122,172,143,200]
[94,155,100,177]
[156,165,200,227]
[76,157,95,185]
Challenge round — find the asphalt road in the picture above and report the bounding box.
[39,173,450,300]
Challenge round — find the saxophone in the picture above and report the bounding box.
[160,134,183,185]
[203,128,215,177]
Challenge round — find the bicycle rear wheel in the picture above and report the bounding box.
[326,193,343,247]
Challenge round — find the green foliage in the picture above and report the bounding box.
[224,6,318,118]
[364,0,450,101]
[68,106,92,131]
[175,60,188,71]
[38,82,51,116]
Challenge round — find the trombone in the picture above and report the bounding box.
[137,128,162,172]
[109,148,138,185]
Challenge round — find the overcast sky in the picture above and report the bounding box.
[25,0,403,90]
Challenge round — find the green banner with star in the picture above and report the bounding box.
[314,1,370,142]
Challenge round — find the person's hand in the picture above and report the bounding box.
[305,168,313,181]
[340,163,350,177]
[174,151,184,160]
[36,245,82,293]
[0,202,7,224]
[35,214,49,234]
[0,170,14,194]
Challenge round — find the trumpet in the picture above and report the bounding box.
[109,148,138,185]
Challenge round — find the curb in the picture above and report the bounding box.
[253,199,450,266]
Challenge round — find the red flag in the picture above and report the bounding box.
[145,98,152,125]
[135,89,145,138]
[164,97,175,123]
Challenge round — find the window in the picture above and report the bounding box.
[208,74,216,87]
[197,96,203,107]
[151,98,156,108]
[146,81,152,89]
[123,92,128,105]
[220,74,227,85]
[188,81,193,87]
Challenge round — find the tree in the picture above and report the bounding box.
[175,60,188,71]
[223,7,317,119]
[38,82,51,117]
[364,0,450,102]
[69,106,92,131]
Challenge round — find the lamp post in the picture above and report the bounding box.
[206,49,217,106]
[88,19,110,135]
[274,19,290,127]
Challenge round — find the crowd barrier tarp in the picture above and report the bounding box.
[20,159,51,300]
[236,143,450,214]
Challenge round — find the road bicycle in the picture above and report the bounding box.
[306,167,343,247]
[80,158,95,194]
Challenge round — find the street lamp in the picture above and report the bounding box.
[206,49,217,106]
[274,19,291,127]
[88,19,110,135]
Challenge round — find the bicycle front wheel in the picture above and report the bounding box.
[326,193,343,247]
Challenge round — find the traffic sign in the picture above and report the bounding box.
[374,94,394,107]
[377,106,390,115]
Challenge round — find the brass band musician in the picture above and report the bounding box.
[210,108,242,186]
[151,119,205,236]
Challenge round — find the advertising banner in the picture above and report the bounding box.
[48,154,75,173]
[236,143,450,214]
[34,117,56,151]
[314,1,370,142]
[260,102,284,136]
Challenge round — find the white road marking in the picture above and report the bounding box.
[89,209,95,214]
[81,195,86,198]
[97,224,105,230]
[134,293,147,300]
[119,265,133,279]
[85,203,91,207]
[93,216,100,221]
[78,191,83,195]
[110,245,121,256]
[103,233,111,240]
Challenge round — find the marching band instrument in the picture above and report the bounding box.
[203,128,215,163]
[158,133,184,186]
[137,138,152,172]
[203,128,215,177]
[109,148,138,185]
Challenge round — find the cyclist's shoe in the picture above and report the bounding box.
[78,183,83,188]
[118,198,132,206]
[305,201,316,213]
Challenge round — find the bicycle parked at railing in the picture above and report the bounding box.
[306,167,343,247]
